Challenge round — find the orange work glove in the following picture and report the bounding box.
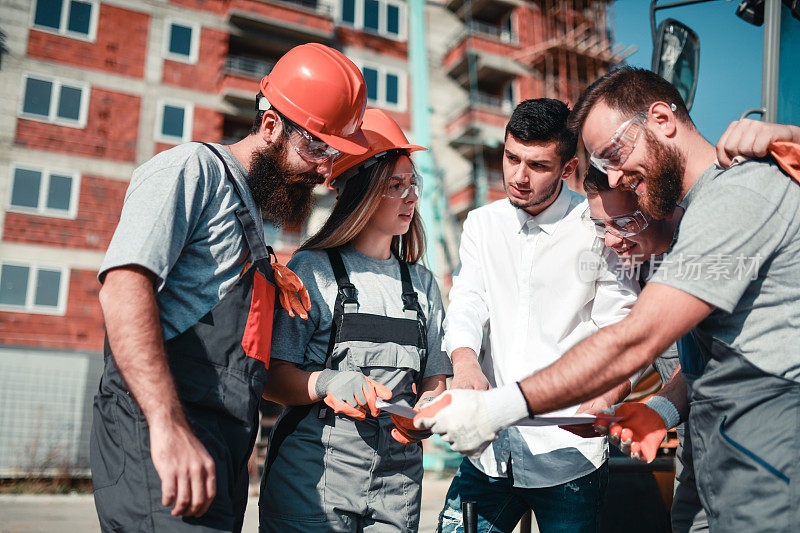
[272,262,311,320]
[316,370,392,421]
[594,403,667,463]
[390,396,434,445]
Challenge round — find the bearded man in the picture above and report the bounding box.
[90,44,369,533]
[416,67,800,532]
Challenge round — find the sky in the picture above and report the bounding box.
[612,0,764,143]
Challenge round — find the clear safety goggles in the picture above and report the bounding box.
[383,172,422,199]
[589,104,678,173]
[586,209,650,238]
[589,110,649,173]
[280,116,341,162]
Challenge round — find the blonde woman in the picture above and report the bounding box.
[258,109,452,532]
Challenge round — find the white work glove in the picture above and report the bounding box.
[413,385,529,458]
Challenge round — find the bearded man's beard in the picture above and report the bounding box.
[638,129,685,220]
[246,139,322,227]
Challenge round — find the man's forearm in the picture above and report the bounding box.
[450,347,479,370]
[590,379,631,412]
[655,364,689,421]
[262,360,320,405]
[519,320,655,415]
[100,267,186,427]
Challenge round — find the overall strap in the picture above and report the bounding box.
[398,260,429,390]
[398,260,419,319]
[200,142,270,265]
[324,248,358,369]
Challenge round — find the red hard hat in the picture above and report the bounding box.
[327,108,426,191]
[260,43,369,155]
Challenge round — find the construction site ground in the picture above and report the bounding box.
[0,472,539,532]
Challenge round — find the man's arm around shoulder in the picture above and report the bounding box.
[100,266,216,518]
[520,282,713,414]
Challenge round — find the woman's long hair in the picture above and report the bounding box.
[297,151,426,263]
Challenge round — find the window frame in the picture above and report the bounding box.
[0,260,70,315]
[337,0,406,41]
[19,73,90,129]
[163,18,201,64]
[354,60,407,111]
[155,99,194,144]
[6,164,81,219]
[30,0,99,42]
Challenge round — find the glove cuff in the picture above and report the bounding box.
[314,369,337,399]
[484,384,529,430]
[644,396,681,430]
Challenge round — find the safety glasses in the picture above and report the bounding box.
[586,209,651,238]
[589,110,649,173]
[383,172,422,199]
[280,116,341,162]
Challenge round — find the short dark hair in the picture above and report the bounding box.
[250,93,266,135]
[505,98,578,164]
[582,165,612,197]
[568,66,693,134]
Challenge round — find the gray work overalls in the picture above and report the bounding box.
[259,247,428,532]
[687,329,800,532]
[91,144,275,532]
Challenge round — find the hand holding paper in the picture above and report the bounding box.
[594,402,667,463]
[413,386,529,458]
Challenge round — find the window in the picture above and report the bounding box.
[156,100,193,143]
[164,19,200,63]
[341,0,356,24]
[32,0,98,40]
[359,63,406,110]
[338,0,405,40]
[7,165,80,218]
[0,261,69,314]
[20,74,89,128]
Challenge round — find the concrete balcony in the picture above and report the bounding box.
[444,30,527,89]
[228,0,335,43]
[446,0,522,21]
[448,169,507,215]
[445,96,510,157]
[223,55,275,80]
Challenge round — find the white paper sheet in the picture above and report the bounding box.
[377,400,621,426]
[516,414,621,426]
[376,399,417,419]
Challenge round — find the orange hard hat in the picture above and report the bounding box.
[260,43,369,155]
[327,108,426,192]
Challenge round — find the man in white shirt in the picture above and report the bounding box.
[438,99,639,533]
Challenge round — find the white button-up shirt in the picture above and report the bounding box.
[443,185,639,488]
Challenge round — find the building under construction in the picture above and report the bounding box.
[0,0,628,478]
[431,0,632,227]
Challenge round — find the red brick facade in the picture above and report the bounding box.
[16,88,140,162]
[3,175,127,251]
[7,0,415,356]
[27,4,149,78]
[163,28,227,93]
[0,269,104,351]
[171,0,227,15]
[337,27,408,60]
[230,0,335,34]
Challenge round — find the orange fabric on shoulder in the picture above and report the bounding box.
[769,141,800,183]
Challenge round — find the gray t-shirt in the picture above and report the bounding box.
[271,245,453,379]
[651,160,800,381]
[100,142,260,340]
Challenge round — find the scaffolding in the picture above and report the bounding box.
[442,0,636,215]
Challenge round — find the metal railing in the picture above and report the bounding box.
[466,20,516,44]
[224,56,275,79]
[469,92,512,112]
